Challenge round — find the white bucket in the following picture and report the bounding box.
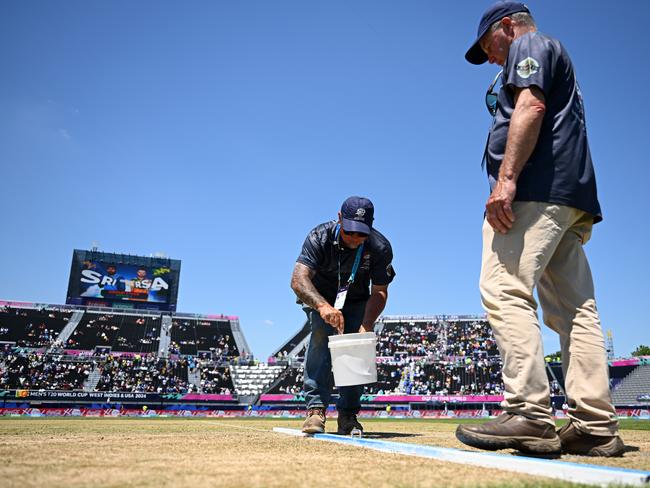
[328,332,377,387]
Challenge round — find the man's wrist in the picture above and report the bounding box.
[499,170,517,183]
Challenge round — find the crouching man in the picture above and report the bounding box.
[291,196,395,434]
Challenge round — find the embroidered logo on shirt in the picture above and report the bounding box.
[516,57,540,79]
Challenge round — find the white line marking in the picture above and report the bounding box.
[206,421,269,432]
[272,427,308,437]
[273,428,650,487]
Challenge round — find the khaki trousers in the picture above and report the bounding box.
[480,201,618,435]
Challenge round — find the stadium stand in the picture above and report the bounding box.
[363,358,503,396]
[0,303,245,398]
[95,354,191,393]
[378,318,500,361]
[266,365,304,395]
[169,318,239,358]
[0,306,72,348]
[2,301,649,414]
[271,321,310,361]
[67,313,120,350]
[611,364,650,406]
[1,351,91,390]
[66,312,162,354]
[270,316,507,397]
[199,358,235,394]
[230,363,285,396]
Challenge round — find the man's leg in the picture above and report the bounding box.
[480,202,577,422]
[302,306,335,433]
[456,202,573,454]
[538,212,623,455]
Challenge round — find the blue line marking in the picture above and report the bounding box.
[311,432,650,481]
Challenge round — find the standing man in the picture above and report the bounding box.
[291,196,395,434]
[456,2,624,456]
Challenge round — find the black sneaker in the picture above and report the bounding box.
[337,411,363,435]
[455,412,561,455]
[558,421,625,457]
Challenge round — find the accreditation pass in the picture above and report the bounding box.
[333,285,349,310]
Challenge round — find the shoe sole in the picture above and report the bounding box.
[562,437,625,457]
[456,426,561,455]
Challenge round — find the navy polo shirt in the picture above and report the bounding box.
[296,221,395,305]
[486,31,602,222]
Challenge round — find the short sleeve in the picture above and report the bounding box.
[504,33,555,97]
[370,244,395,286]
[296,230,324,270]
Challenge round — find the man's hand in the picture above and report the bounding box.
[317,302,345,334]
[486,85,545,235]
[358,323,374,333]
[485,177,517,234]
[359,285,388,334]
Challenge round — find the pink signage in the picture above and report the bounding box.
[260,394,295,401]
[180,394,234,401]
[609,358,640,367]
[369,395,504,403]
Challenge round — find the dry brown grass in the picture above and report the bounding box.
[0,417,647,488]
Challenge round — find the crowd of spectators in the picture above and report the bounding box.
[358,319,505,395]
[366,357,504,396]
[0,349,239,394]
[169,319,238,358]
[378,319,499,361]
[274,319,510,396]
[0,307,528,398]
[0,308,244,395]
[198,357,234,394]
[96,354,191,394]
[0,307,71,348]
[0,351,92,390]
[67,314,119,349]
[266,366,304,395]
[378,321,442,358]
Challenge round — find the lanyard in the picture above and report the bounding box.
[335,224,365,290]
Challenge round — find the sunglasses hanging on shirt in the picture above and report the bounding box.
[485,70,503,116]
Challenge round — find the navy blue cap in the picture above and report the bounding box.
[465,1,530,65]
[340,196,374,234]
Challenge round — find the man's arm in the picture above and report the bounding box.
[290,263,325,309]
[290,262,345,333]
[359,284,388,333]
[486,85,546,234]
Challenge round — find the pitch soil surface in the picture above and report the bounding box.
[0,417,648,487]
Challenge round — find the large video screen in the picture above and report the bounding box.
[66,250,181,311]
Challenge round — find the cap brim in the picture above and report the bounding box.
[341,218,371,235]
[465,39,488,65]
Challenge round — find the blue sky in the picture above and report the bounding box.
[1,1,648,360]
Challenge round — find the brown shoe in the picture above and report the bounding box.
[337,411,363,435]
[558,422,625,457]
[455,412,561,455]
[302,407,326,434]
